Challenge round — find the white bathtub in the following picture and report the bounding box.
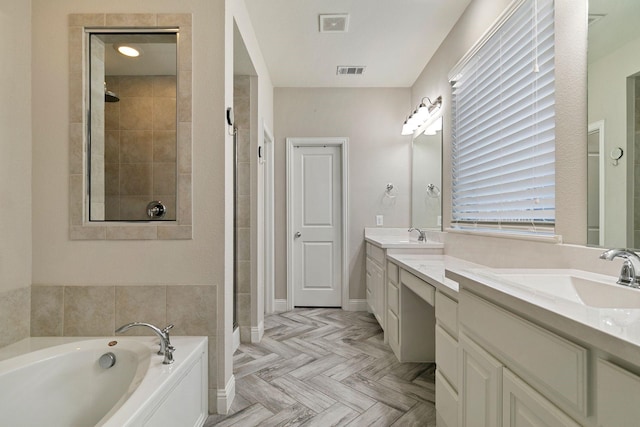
[0,336,208,427]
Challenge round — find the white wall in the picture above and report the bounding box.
[274,88,411,301]
[0,0,32,347]
[588,35,640,247]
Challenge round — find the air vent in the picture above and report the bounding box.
[337,66,365,76]
[319,14,349,33]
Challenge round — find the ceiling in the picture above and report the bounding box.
[242,0,473,88]
[588,0,640,64]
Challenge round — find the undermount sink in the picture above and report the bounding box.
[492,270,640,309]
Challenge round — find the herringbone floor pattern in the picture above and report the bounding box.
[206,308,436,426]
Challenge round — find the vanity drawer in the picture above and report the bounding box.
[460,290,588,416]
[436,370,458,427]
[388,281,399,315]
[436,324,458,389]
[366,243,385,265]
[387,261,399,284]
[597,359,640,426]
[436,290,458,337]
[400,269,435,305]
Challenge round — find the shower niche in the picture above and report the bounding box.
[88,31,178,221]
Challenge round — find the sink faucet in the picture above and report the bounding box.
[408,227,426,242]
[115,322,175,364]
[599,248,640,288]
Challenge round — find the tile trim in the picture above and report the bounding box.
[68,13,192,240]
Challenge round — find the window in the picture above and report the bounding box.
[449,0,555,233]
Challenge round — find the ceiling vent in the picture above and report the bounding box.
[336,66,365,76]
[319,14,349,33]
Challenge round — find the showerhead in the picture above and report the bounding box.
[105,90,120,103]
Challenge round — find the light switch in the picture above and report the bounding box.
[376,215,384,226]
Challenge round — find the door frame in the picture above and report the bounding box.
[286,137,349,311]
[588,120,605,245]
[263,122,275,314]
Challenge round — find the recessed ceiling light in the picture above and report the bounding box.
[114,44,143,58]
[319,14,349,33]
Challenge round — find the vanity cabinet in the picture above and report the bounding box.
[435,290,459,427]
[458,289,589,426]
[597,358,640,426]
[385,262,436,363]
[365,243,386,329]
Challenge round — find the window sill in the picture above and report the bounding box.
[445,227,563,244]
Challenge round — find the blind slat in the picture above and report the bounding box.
[450,0,555,228]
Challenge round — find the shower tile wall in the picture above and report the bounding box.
[234,75,251,340]
[104,75,177,220]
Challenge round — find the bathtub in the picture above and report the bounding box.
[0,336,208,427]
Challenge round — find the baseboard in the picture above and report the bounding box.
[251,321,264,343]
[216,375,235,415]
[274,299,288,312]
[232,326,240,353]
[344,299,368,312]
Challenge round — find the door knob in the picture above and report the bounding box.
[295,231,302,238]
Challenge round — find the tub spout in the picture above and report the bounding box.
[115,322,175,364]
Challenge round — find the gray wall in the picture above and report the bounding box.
[274,88,411,301]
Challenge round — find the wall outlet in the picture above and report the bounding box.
[376,215,384,226]
[437,215,442,226]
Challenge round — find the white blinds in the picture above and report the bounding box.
[450,0,555,229]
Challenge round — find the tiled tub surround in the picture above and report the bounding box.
[30,284,218,412]
[0,286,30,349]
[68,13,193,240]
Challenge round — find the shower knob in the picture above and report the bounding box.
[146,201,167,219]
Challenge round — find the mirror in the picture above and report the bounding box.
[587,0,640,248]
[88,31,177,221]
[411,117,443,229]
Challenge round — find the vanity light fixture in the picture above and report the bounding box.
[114,44,143,58]
[401,95,442,136]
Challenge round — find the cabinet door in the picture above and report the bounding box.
[459,332,503,427]
[365,257,375,313]
[503,369,580,427]
[597,358,640,427]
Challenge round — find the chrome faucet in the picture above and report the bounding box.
[408,227,427,242]
[115,322,175,364]
[599,248,640,288]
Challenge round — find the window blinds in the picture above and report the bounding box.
[450,0,555,230]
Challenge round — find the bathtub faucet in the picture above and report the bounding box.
[115,322,175,364]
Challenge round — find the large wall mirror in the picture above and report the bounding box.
[587,1,640,249]
[411,117,443,229]
[88,31,177,221]
[69,14,192,240]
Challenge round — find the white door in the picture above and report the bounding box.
[290,143,342,307]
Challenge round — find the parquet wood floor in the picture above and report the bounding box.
[206,308,436,426]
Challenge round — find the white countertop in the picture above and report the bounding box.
[364,227,445,250]
[447,266,640,366]
[385,254,479,299]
